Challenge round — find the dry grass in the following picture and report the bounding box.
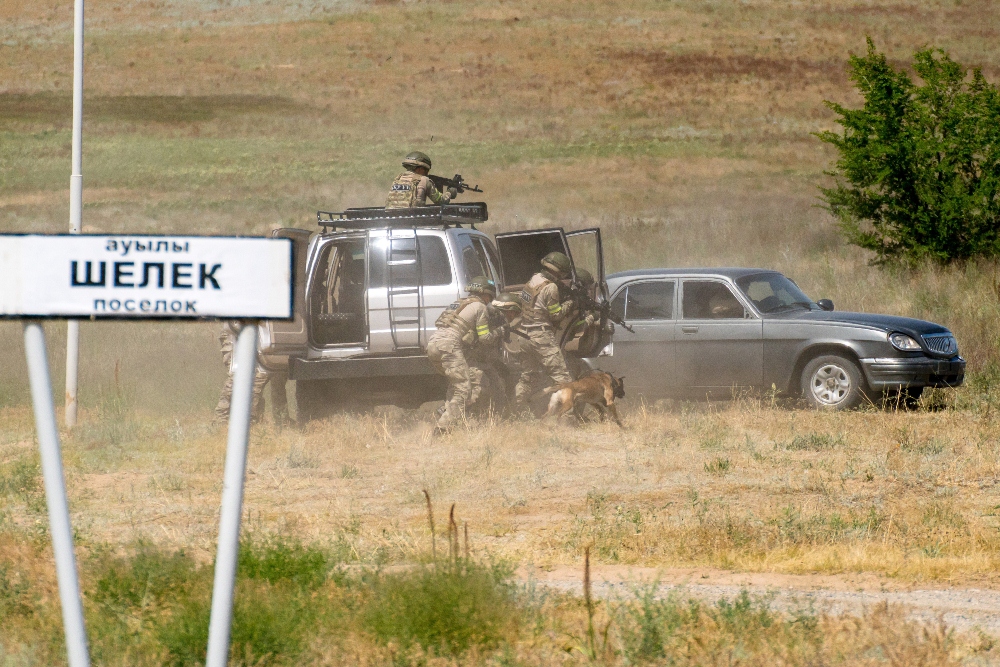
[2,392,999,584]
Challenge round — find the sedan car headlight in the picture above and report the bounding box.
[889,332,922,351]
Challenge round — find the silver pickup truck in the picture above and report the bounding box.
[258,203,607,419]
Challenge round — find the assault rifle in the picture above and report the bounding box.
[429,174,484,195]
[567,281,635,334]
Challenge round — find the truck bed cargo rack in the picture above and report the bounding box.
[317,203,489,231]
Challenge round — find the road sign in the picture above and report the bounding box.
[5,233,293,667]
[0,235,292,319]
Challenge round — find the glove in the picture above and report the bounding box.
[584,313,596,327]
[447,186,459,199]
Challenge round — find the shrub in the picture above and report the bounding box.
[817,39,1000,264]
[361,561,520,655]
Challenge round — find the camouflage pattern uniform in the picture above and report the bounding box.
[385,171,453,208]
[514,271,575,406]
[214,323,286,424]
[426,296,499,428]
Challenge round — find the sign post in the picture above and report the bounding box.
[65,0,85,428]
[25,321,90,667]
[2,234,293,666]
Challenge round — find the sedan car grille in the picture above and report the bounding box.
[922,333,959,357]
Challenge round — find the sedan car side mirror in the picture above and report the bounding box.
[817,299,834,312]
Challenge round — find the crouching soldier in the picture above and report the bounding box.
[514,252,575,411]
[426,277,501,432]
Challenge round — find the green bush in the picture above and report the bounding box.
[361,561,520,655]
[86,537,343,666]
[616,587,821,665]
[817,39,1000,264]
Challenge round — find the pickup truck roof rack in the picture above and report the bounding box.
[317,203,489,231]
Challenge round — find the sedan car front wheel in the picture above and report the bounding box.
[802,354,866,410]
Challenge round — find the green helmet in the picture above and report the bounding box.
[541,251,572,277]
[575,268,594,286]
[466,276,496,298]
[492,291,522,311]
[402,151,432,171]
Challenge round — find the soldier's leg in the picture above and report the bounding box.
[438,345,471,427]
[514,337,543,408]
[213,346,234,422]
[269,368,289,424]
[467,363,485,407]
[537,333,573,386]
[250,365,270,423]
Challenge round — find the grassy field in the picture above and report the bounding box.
[4,0,1000,664]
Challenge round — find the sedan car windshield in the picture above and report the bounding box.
[736,272,816,313]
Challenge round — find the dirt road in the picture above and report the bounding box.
[524,565,1000,634]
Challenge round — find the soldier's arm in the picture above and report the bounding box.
[418,177,453,205]
[540,283,572,324]
[471,303,500,344]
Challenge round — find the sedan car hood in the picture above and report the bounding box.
[773,309,950,335]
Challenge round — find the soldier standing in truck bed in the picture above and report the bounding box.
[514,252,575,411]
[385,152,458,208]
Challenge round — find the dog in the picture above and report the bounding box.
[541,370,626,428]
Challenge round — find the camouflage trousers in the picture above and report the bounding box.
[427,329,475,427]
[214,328,287,424]
[514,327,572,407]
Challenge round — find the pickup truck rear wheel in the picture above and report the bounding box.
[802,354,866,410]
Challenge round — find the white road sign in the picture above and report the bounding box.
[0,235,292,319]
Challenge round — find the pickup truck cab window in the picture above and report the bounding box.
[368,235,452,288]
[458,234,498,286]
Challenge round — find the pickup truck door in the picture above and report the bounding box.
[564,228,609,358]
[494,228,572,291]
[259,228,311,358]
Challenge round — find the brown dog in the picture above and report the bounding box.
[541,370,626,428]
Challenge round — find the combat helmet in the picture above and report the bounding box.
[466,276,497,298]
[402,151,432,171]
[575,268,594,286]
[541,251,572,278]
[492,291,522,311]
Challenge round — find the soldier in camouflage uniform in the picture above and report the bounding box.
[514,252,576,410]
[214,322,287,425]
[560,268,603,378]
[385,152,458,209]
[426,277,502,431]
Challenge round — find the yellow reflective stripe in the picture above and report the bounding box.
[475,325,490,334]
[547,304,561,313]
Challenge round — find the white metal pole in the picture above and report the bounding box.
[205,323,258,667]
[65,0,84,428]
[24,323,90,667]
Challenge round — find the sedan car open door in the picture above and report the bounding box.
[494,228,572,291]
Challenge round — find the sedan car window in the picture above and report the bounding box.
[624,281,675,320]
[682,281,746,319]
[735,272,815,313]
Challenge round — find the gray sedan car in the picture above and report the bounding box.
[589,268,965,409]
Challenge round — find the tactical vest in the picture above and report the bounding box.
[518,273,554,326]
[435,297,480,337]
[385,171,420,208]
